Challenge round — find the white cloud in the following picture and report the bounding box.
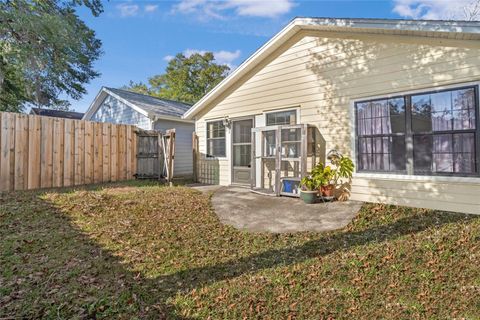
[393,0,480,20]
[184,49,241,67]
[165,49,241,68]
[229,0,294,17]
[163,55,175,62]
[117,3,140,17]
[172,0,295,19]
[145,4,159,13]
[212,50,242,65]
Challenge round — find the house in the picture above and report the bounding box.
[183,17,480,215]
[84,87,194,177]
[30,107,84,120]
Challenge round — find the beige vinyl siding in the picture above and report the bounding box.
[195,30,480,214]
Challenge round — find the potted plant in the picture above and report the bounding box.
[308,151,355,199]
[299,175,319,204]
[311,163,335,197]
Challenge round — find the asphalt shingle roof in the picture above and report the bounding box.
[30,108,85,120]
[105,87,192,118]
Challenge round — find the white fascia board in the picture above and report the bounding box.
[83,87,108,120]
[297,17,480,34]
[150,113,195,124]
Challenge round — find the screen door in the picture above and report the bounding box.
[232,119,253,185]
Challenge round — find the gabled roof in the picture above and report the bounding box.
[30,107,84,120]
[183,17,480,119]
[84,87,193,123]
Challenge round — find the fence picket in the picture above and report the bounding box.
[102,123,111,182]
[0,113,15,191]
[93,122,103,183]
[75,121,85,185]
[84,121,94,184]
[14,114,29,190]
[63,119,75,187]
[40,117,54,188]
[52,118,64,188]
[27,115,41,189]
[110,124,118,181]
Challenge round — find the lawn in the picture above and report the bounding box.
[1,181,479,319]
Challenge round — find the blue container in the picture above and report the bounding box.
[283,180,294,193]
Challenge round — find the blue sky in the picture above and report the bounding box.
[72,0,471,112]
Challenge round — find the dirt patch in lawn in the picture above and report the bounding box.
[1,182,479,319]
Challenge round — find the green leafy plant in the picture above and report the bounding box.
[331,155,354,185]
[300,175,318,191]
[301,152,355,198]
[311,163,334,187]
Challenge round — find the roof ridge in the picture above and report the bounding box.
[293,16,480,24]
[105,87,192,106]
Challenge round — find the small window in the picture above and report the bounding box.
[266,110,297,126]
[206,121,226,157]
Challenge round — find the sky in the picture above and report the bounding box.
[71,0,476,112]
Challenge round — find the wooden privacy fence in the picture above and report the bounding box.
[0,111,137,192]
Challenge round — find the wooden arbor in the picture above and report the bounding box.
[251,124,320,197]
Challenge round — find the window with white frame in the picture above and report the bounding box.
[266,110,297,126]
[355,85,479,176]
[206,121,226,157]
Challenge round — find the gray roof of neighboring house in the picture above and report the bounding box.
[30,107,84,120]
[104,87,192,118]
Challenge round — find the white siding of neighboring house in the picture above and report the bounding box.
[91,94,152,130]
[195,30,480,214]
[154,120,194,177]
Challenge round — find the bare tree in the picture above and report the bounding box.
[462,0,480,20]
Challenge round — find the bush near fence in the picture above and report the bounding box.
[0,112,137,192]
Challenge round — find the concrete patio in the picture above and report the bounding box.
[209,186,363,233]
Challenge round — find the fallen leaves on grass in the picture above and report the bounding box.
[1,182,479,319]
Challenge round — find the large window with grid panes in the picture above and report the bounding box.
[355,85,479,176]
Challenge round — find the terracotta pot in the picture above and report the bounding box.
[320,184,335,197]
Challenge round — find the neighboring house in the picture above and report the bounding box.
[30,107,84,120]
[84,87,194,177]
[183,17,480,215]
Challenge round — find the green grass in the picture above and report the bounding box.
[0,181,479,319]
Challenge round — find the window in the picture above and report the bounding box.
[356,97,407,172]
[206,121,226,157]
[266,110,297,126]
[355,86,479,176]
